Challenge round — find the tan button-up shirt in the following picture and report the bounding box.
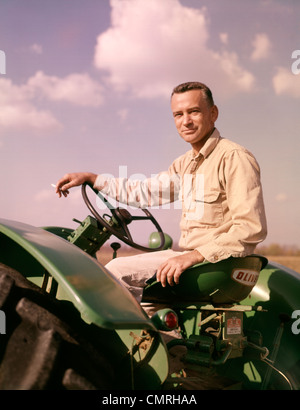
[94,128,267,263]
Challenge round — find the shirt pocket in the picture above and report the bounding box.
[194,189,224,226]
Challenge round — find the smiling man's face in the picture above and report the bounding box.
[171,89,218,153]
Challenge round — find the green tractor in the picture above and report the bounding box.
[0,183,299,390]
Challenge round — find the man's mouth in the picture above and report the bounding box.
[182,129,196,134]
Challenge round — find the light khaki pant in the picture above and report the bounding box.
[105,248,186,316]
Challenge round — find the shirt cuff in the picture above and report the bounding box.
[195,243,250,263]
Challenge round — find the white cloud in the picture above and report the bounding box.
[29,43,43,55]
[28,71,104,107]
[273,67,300,97]
[275,193,287,202]
[0,78,61,134]
[251,33,272,61]
[117,108,129,122]
[0,71,105,135]
[214,51,255,91]
[94,0,255,99]
[34,188,57,202]
[32,187,84,227]
[219,33,229,45]
[34,187,82,202]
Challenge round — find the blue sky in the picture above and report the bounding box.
[0,0,300,248]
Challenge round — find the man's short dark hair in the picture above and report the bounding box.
[171,82,214,107]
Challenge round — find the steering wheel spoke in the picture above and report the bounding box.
[121,224,133,242]
[131,215,151,221]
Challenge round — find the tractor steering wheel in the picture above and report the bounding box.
[82,183,165,252]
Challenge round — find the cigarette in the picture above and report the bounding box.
[51,184,57,188]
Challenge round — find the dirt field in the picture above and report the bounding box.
[96,246,145,266]
[96,246,300,274]
[262,255,300,273]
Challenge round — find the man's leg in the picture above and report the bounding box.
[106,249,185,374]
[105,248,185,305]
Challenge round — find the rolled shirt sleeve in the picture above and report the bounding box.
[94,171,181,208]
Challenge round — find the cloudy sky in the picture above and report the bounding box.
[0,0,300,249]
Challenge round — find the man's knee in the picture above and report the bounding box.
[105,256,127,276]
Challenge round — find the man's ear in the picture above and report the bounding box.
[211,105,219,123]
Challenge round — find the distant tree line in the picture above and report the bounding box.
[257,243,300,256]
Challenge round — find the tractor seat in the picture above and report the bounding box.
[142,255,268,305]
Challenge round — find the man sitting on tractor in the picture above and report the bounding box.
[55,82,267,309]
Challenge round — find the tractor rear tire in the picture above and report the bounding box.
[0,263,114,390]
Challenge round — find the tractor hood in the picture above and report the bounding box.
[0,218,154,330]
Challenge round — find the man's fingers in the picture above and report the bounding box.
[54,172,97,198]
[157,252,204,288]
[55,184,69,198]
[58,182,72,192]
[157,264,178,287]
[167,270,176,287]
[173,270,182,285]
[60,189,69,197]
[156,262,169,285]
[55,174,78,197]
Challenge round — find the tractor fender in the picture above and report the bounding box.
[0,218,154,330]
[241,261,300,388]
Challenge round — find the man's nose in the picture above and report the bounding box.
[183,113,193,126]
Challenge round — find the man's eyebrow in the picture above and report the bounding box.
[172,110,182,116]
[173,106,201,115]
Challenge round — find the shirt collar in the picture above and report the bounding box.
[190,128,221,160]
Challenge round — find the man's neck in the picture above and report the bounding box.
[191,127,215,156]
